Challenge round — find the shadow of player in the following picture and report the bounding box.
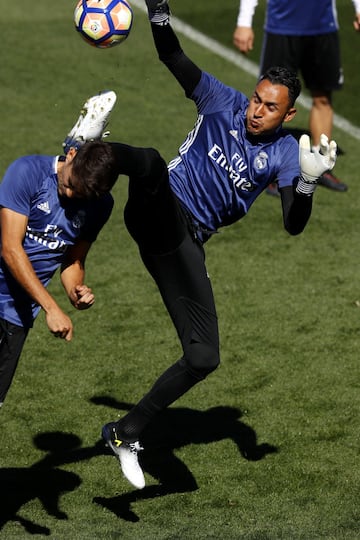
[0,432,85,535]
[91,396,277,522]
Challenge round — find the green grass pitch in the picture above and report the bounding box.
[1,1,360,538]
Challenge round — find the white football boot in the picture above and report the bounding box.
[102,422,145,490]
[62,90,117,154]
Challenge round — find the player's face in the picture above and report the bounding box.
[57,149,83,199]
[246,79,296,136]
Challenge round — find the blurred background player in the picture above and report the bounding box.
[233,0,360,195]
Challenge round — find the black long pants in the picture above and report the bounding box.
[0,319,29,405]
[112,143,220,441]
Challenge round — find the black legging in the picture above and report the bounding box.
[111,142,220,442]
[0,319,29,404]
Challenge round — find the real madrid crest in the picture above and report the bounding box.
[253,151,269,172]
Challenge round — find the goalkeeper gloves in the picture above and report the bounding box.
[145,0,170,25]
[296,134,337,196]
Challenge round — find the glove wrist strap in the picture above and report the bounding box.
[148,4,170,25]
[296,176,317,196]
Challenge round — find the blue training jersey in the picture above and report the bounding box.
[264,0,339,35]
[169,71,300,233]
[0,155,114,327]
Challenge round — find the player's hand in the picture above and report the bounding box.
[46,309,73,341]
[299,133,337,183]
[69,284,95,310]
[233,27,254,53]
[354,13,360,31]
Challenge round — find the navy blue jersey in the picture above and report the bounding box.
[169,71,300,232]
[0,155,114,327]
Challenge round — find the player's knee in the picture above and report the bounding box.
[183,341,220,380]
[311,93,332,108]
[143,147,168,180]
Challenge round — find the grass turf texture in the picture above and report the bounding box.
[1,1,360,538]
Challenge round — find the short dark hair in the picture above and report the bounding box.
[259,66,301,107]
[71,141,119,198]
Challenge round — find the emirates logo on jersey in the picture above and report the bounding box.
[208,143,254,192]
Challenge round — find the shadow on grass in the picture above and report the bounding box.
[0,399,277,530]
[91,396,277,522]
[0,432,88,535]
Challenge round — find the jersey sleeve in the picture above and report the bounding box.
[191,72,249,115]
[0,157,37,216]
[237,0,259,27]
[276,137,300,188]
[354,0,360,13]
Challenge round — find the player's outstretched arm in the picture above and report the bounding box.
[280,134,337,235]
[145,0,202,97]
[280,184,312,236]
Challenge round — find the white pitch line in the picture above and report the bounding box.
[131,0,360,141]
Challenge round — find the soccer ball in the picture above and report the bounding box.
[74,0,133,48]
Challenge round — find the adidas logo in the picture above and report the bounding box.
[37,201,51,214]
[229,130,239,141]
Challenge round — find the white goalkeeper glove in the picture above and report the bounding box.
[296,134,337,196]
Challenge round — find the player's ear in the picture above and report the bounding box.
[65,147,78,162]
[284,107,296,123]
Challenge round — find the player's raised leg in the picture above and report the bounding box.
[62,90,117,153]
